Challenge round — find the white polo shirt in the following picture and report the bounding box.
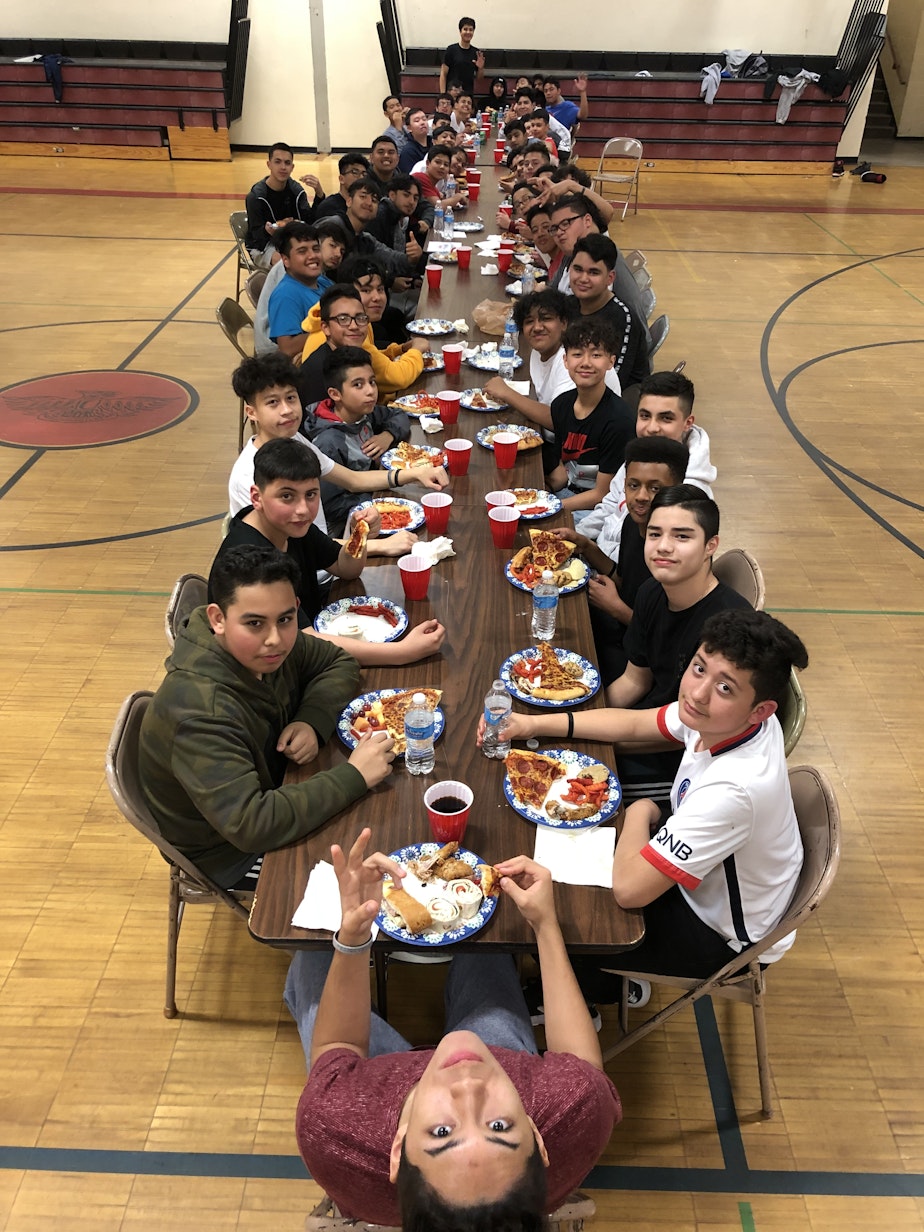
[642,702,803,963]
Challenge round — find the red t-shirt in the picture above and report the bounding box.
[296,1046,621,1224]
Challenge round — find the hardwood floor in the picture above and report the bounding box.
[0,150,922,1230]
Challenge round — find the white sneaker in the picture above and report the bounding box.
[627,979,651,1008]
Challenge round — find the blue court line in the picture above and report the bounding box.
[694,997,748,1173]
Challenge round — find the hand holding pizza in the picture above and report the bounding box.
[352,503,381,539]
[493,855,558,932]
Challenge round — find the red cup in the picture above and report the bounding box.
[467,168,482,184]
[493,147,504,165]
[492,430,520,471]
[425,263,442,290]
[489,505,520,548]
[442,343,465,375]
[444,438,473,476]
[499,237,515,250]
[456,245,472,270]
[422,492,453,535]
[497,250,513,273]
[468,183,481,203]
[424,781,473,843]
[485,489,516,511]
[397,554,431,601]
[466,147,476,165]
[436,389,461,423]
[499,206,513,225]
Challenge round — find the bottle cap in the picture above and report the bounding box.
[412,692,426,704]
[541,570,554,581]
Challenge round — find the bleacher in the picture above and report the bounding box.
[0,38,231,160]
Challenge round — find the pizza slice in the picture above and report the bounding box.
[389,441,442,469]
[377,688,443,755]
[510,487,539,506]
[504,749,565,810]
[530,642,591,702]
[529,528,575,571]
[343,517,369,559]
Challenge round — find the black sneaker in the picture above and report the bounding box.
[523,979,602,1031]
[832,159,845,178]
[850,160,871,176]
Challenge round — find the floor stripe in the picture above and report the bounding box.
[0,512,225,552]
[695,998,748,1173]
[0,587,171,597]
[768,607,924,616]
[739,1201,757,1231]
[0,448,44,498]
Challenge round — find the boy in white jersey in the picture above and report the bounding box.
[481,609,809,1001]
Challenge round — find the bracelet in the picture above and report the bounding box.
[395,468,405,487]
[565,712,574,740]
[387,467,399,489]
[607,561,618,579]
[580,186,586,195]
[332,930,374,954]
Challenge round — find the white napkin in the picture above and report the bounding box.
[505,380,531,396]
[427,241,455,255]
[505,280,523,296]
[451,319,469,334]
[291,860,378,938]
[481,263,499,275]
[412,536,455,565]
[532,826,616,888]
[419,414,443,434]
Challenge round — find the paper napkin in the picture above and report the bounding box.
[412,536,455,566]
[481,263,499,275]
[291,859,380,937]
[419,414,443,434]
[532,826,616,888]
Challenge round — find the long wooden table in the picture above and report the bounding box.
[248,148,644,955]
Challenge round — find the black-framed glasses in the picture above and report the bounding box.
[549,215,581,234]
[329,312,370,327]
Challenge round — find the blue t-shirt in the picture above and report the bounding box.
[547,98,580,130]
[268,273,332,341]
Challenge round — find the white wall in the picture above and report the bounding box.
[323,0,390,149]
[394,0,859,54]
[880,0,924,134]
[230,0,317,149]
[0,0,229,41]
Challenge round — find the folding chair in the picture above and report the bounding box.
[230,210,257,299]
[712,548,766,610]
[105,692,251,1019]
[624,249,647,273]
[305,1190,595,1231]
[216,297,255,449]
[778,668,808,757]
[632,264,652,292]
[164,573,208,647]
[647,314,669,360]
[244,268,268,310]
[590,136,642,220]
[639,286,656,320]
[603,764,840,1118]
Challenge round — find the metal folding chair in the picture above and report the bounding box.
[712,548,766,610]
[164,573,208,647]
[590,136,642,220]
[647,314,669,359]
[216,297,255,449]
[230,210,257,299]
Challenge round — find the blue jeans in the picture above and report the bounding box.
[284,950,538,1069]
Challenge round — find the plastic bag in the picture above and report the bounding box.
[471,299,511,336]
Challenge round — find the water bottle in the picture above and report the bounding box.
[473,128,482,155]
[482,679,512,759]
[404,693,435,775]
[531,571,559,641]
[498,317,517,379]
[444,204,455,238]
[433,200,444,242]
[521,263,536,295]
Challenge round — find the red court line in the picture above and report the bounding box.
[0,186,240,200]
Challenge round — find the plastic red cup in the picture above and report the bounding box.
[397,554,431,601]
[489,505,520,548]
[485,489,516,511]
[425,263,442,290]
[442,343,465,375]
[493,147,504,165]
[436,389,461,423]
[497,250,513,273]
[424,781,473,843]
[468,183,481,203]
[492,430,520,471]
[444,438,473,476]
[499,236,515,250]
[467,168,482,184]
[456,245,472,269]
[499,205,513,225]
[422,492,452,535]
[466,147,476,165]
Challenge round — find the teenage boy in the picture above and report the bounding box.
[245,142,324,268]
[520,141,554,179]
[299,285,428,402]
[341,178,418,281]
[370,174,431,254]
[561,436,689,684]
[368,135,400,193]
[228,353,447,540]
[397,109,431,173]
[381,95,407,151]
[449,90,476,138]
[338,255,408,348]
[525,110,560,161]
[581,370,715,557]
[543,75,589,129]
[412,148,467,210]
[139,544,394,890]
[263,223,333,359]
[302,347,412,535]
[489,608,809,1003]
[545,318,635,519]
[439,16,484,95]
[570,234,649,390]
[314,153,371,221]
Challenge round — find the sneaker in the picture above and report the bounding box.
[831,158,844,178]
[522,979,602,1031]
[850,160,871,176]
[860,171,887,183]
[627,979,652,1008]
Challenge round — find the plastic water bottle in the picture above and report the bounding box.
[521,263,536,295]
[404,693,435,775]
[498,317,517,378]
[473,128,482,155]
[444,204,455,238]
[445,173,456,198]
[482,679,512,759]
[434,200,444,240]
[531,571,559,641]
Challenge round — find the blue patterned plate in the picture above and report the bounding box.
[465,348,524,373]
[407,318,455,336]
[337,689,445,756]
[376,842,498,946]
[387,392,444,416]
[313,596,408,643]
[380,444,446,471]
[368,496,425,534]
[460,388,509,412]
[505,557,588,595]
[506,488,562,520]
[503,748,621,829]
[421,351,445,373]
[499,646,600,708]
[476,423,542,450]
[453,219,484,232]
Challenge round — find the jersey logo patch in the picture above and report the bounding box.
[677,777,691,804]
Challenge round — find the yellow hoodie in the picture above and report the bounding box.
[300,304,424,395]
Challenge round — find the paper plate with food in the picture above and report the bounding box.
[465,342,523,373]
[387,391,444,416]
[421,351,445,372]
[459,387,509,412]
[314,597,408,643]
[376,841,500,946]
[505,529,588,594]
[500,643,600,708]
[370,496,424,534]
[407,318,455,336]
[453,219,485,232]
[426,250,459,264]
[338,687,444,756]
[503,748,621,829]
[475,423,543,452]
[380,442,446,471]
[504,487,562,519]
